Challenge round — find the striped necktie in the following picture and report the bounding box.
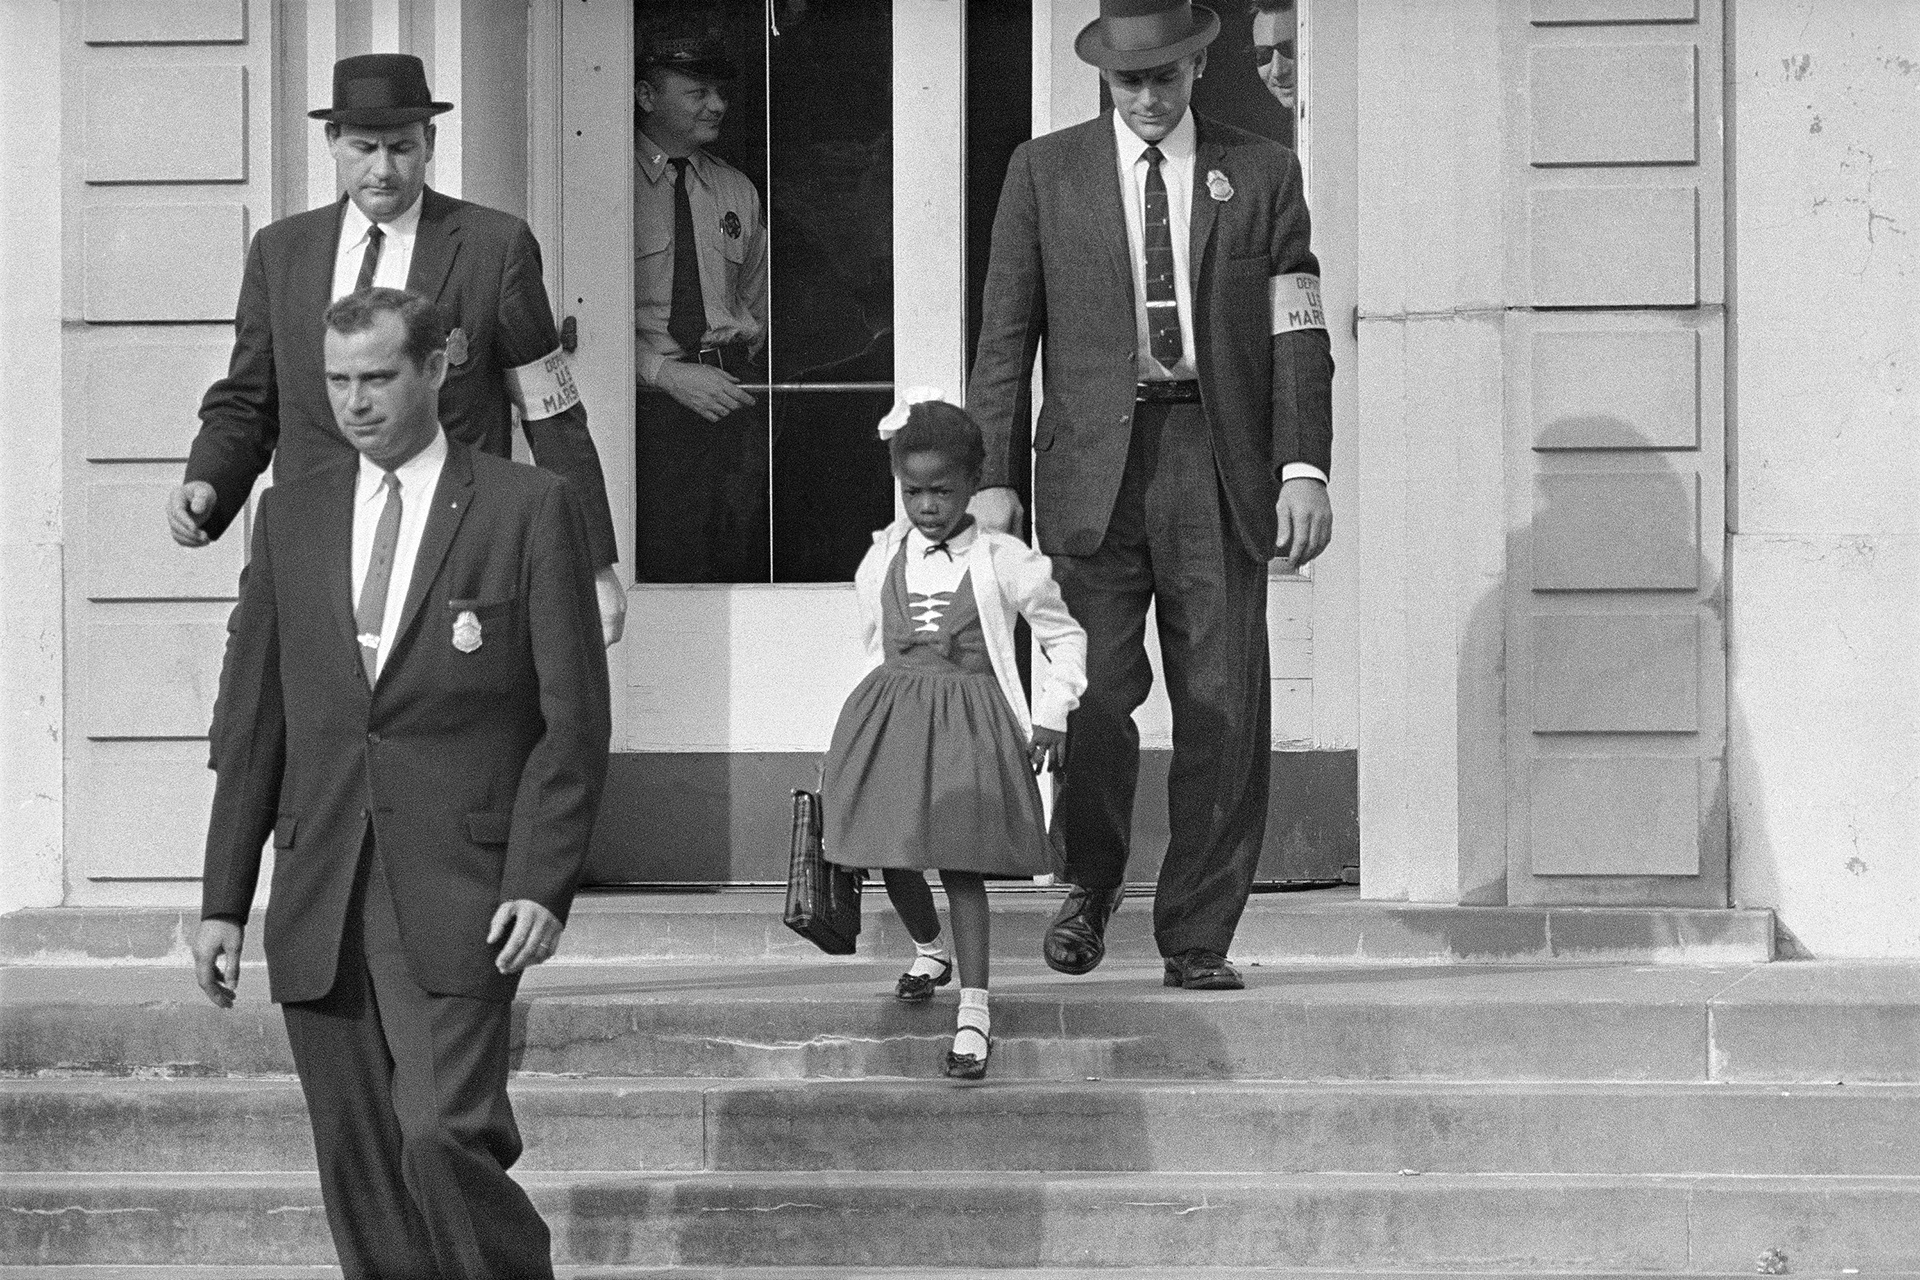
[1142,145,1182,370]
[354,471,402,686]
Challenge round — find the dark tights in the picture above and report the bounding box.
[882,868,989,989]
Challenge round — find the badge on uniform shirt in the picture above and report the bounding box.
[452,610,483,654]
[1206,169,1235,203]
[721,211,741,239]
[446,327,470,367]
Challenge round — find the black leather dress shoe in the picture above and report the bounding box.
[1043,884,1125,975]
[1163,949,1244,990]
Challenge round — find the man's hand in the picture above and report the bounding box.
[167,482,218,548]
[969,486,1025,535]
[654,360,757,422]
[192,919,244,1008]
[1275,477,1332,571]
[488,899,563,975]
[595,566,627,647]
[1028,725,1068,775]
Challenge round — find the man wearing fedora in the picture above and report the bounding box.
[631,29,770,582]
[167,53,627,645]
[967,0,1334,991]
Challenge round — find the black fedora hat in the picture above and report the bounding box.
[308,54,453,127]
[1076,0,1220,72]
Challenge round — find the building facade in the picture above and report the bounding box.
[1,0,1913,955]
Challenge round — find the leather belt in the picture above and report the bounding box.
[1135,379,1201,404]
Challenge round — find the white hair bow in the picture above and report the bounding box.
[877,386,945,439]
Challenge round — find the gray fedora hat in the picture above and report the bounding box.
[308,54,453,127]
[1076,0,1221,72]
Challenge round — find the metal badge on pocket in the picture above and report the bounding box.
[452,609,483,653]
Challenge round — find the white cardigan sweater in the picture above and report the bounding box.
[852,520,1088,735]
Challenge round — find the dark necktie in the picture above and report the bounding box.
[667,158,707,357]
[355,472,403,686]
[1142,145,1183,370]
[354,224,385,294]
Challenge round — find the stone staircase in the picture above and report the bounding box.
[6,891,1920,1277]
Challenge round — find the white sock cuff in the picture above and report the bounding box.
[957,987,990,1031]
[914,938,948,958]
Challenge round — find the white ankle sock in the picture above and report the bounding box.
[907,937,950,979]
[954,987,990,1058]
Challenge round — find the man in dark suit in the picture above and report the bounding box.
[190,288,611,1280]
[166,53,627,645]
[966,0,1333,990]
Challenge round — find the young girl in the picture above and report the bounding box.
[822,390,1087,1080]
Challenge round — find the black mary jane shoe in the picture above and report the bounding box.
[895,956,954,1003]
[1162,949,1245,991]
[944,1030,990,1080]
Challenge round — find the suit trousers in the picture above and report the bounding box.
[635,385,770,583]
[281,832,553,1280]
[1050,401,1272,958]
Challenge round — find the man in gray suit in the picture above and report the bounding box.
[966,0,1333,990]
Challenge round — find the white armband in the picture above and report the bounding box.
[1269,272,1326,335]
[503,347,582,420]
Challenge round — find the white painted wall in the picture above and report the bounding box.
[1729,3,1920,956]
[0,0,66,913]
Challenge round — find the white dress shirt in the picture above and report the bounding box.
[1113,110,1328,487]
[331,195,424,301]
[351,429,448,680]
[1113,110,1200,383]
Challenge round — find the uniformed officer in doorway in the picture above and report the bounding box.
[633,30,771,582]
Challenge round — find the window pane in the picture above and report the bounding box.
[631,0,893,584]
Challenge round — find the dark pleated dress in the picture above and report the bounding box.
[822,547,1056,877]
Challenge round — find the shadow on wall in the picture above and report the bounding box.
[1466,413,1737,910]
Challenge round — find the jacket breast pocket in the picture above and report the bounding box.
[443,597,523,689]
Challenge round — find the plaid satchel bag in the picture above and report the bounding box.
[783,788,863,955]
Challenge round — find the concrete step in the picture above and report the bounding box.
[6,960,1916,1083]
[0,891,1776,967]
[8,1076,1920,1177]
[0,1271,1878,1280]
[6,1170,1920,1271]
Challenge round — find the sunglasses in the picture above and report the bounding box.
[1252,42,1296,65]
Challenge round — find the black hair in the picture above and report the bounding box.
[887,400,987,480]
[323,287,447,369]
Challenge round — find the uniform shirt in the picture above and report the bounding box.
[633,131,769,386]
[331,195,423,301]
[1112,109,1328,488]
[351,428,447,681]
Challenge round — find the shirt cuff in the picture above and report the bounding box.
[637,350,669,386]
[1280,463,1328,486]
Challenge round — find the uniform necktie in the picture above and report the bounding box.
[355,471,402,686]
[1141,145,1183,370]
[667,158,707,357]
[354,224,385,294]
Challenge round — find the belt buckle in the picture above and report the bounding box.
[695,347,724,369]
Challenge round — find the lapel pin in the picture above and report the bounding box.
[446,327,469,366]
[452,610,483,654]
[1206,170,1234,203]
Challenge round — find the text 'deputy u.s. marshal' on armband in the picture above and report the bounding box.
[503,348,583,420]
[1269,273,1326,335]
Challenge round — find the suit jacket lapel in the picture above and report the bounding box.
[407,188,463,308]
[314,459,361,662]
[1189,120,1228,287]
[294,199,351,424]
[1080,118,1134,309]
[388,440,474,675]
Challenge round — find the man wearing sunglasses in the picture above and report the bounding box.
[1250,0,1298,112]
